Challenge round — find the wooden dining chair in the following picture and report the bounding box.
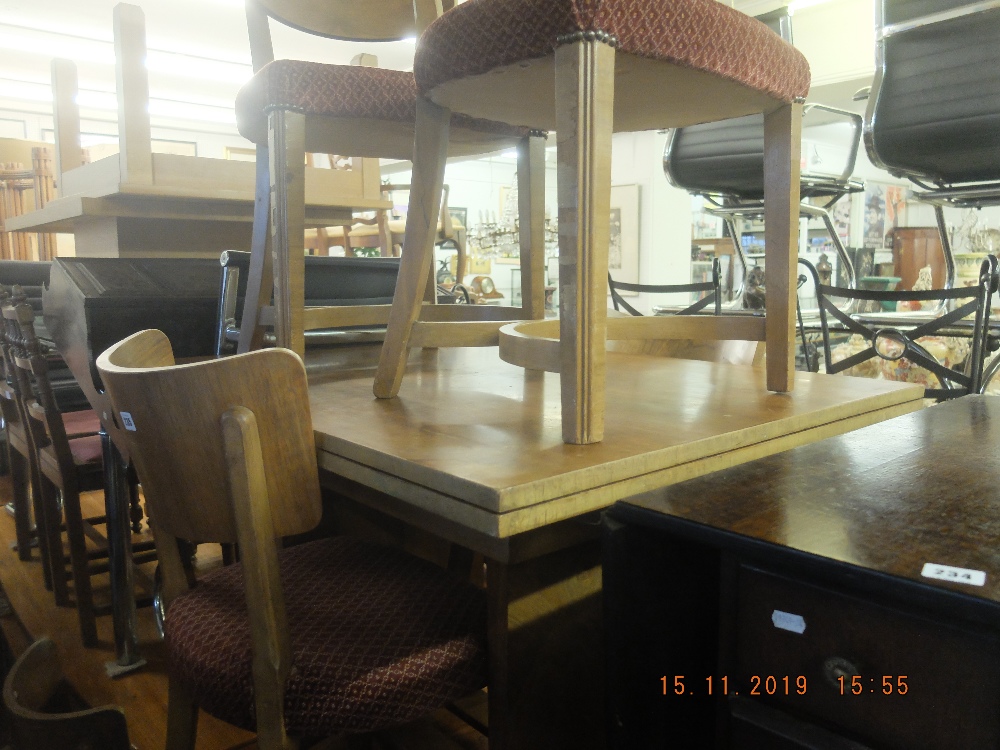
[96,329,488,749]
[373,0,810,445]
[3,637,132,750]
[0,289,47,567]
[233,0,547,358]
[4,297,154,647]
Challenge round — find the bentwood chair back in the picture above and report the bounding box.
[97,330,487,749]
[865,0,1000,285]
[234,0,546,357]
[3,637,131,750]
[373,0,810,445]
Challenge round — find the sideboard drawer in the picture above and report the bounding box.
[734,566,1000,750]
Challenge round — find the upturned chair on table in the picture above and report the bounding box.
[97,329,488,749]
[233,0,547,358]
[373,0,811,445]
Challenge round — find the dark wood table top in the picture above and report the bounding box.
[620,396,1000,613]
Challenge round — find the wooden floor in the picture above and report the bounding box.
[0,475,487,750]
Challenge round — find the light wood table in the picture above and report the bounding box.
[307,345,924,750]
[4,170,387,258]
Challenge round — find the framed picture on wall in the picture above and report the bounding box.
[609,184,640,296]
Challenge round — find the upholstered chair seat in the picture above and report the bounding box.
[167,535,486,735]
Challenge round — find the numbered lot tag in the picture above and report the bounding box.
[771,610,806,634]
[120,411,137,432]
[921,563,985,586]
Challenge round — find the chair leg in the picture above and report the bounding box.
[165,673,199,750]
[762,101,802,394]
[518,133,547,321]
[8,446,33,561]
[238,142,275,355]
[62,485,98,647]
[374,96,451,399]
[554,38,616,445]
[269,109,308,357]
[38,477,68,604]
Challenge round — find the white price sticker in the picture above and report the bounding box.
[120,411,137,432]
[771,610,806,634]
[921,563,985,586]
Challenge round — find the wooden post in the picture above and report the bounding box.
[518,133,547,320]
[268,110,307,356]
[555,39,615,445]
[113,3,154,186]
[50,59,82,190]
[763,101,802,394]
[374,97,450,398]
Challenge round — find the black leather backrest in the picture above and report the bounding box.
[868,2,1000,184]
[664,8,789,200]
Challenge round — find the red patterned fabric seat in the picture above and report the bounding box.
[235,60,530,150]
[415,0,809,107]
[167,535,487,735]
[374,0,812,447]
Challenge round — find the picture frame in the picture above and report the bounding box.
[608,184,640,296]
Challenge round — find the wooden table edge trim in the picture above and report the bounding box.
[317,398,922,539]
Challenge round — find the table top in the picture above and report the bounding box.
[621,395,1000,606]
[308,345,923,539]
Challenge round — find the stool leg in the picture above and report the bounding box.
[374,97,451,399]
[518,133,547,321]
[762,101,803,394]
[9,446,33,561]
[554,38,616,445]
[269,109,307,358]
[237,142,274,354]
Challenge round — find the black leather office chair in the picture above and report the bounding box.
[664,7,863,304]
[865,0,1000,289]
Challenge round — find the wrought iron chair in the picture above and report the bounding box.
[664,6,863,304]
[865,0,1000,289]
[804,256,1000,400]
[608,258,722,317]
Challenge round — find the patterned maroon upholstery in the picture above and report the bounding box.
[415,0,810,104]
[166,535,487,735]
[235,60,529,145]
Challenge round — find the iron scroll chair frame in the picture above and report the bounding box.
[609,257,722,317]
[802,256,1000,400]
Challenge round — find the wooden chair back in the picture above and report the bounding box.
[0,164,34,261]
[7,300,75,479]
[95,329,321,546]
[4,638,131,750]
[251,0,452,47]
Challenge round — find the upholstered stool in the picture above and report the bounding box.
[374,0,810,445]
[231,0,549,358]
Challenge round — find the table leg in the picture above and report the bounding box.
[101,430,146,677]
[486,539,605,749]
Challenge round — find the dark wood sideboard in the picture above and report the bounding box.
[605,396,1000,749]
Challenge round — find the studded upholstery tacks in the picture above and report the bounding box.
[414,0,810,104]
[235,60,529,145]
[165,536,487,735]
